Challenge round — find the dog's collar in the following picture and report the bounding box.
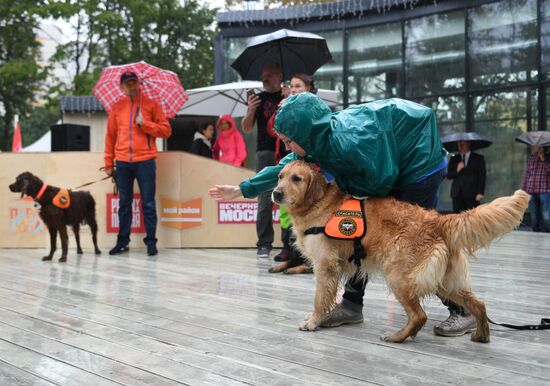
[35,183,48,200]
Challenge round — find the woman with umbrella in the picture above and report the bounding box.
[517,132,550,233]
[441,132,489,214]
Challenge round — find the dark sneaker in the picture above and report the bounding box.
[433,313,476,337]
[109,244,129,255]
[257,247,271,258]
[273,250,289,262]
[319,303,364,327]
[147,244,158,256]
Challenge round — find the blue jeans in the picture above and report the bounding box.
[389,167,446,209]
[342,168,449,310]
[115,159,158,247]
[529,193,550,232]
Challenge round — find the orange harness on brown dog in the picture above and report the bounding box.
[305,198,367,267]
[324,198,366,239]
[52,188,71,209]
[35,183,71,209]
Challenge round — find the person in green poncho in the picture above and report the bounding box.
[209,92,476,338]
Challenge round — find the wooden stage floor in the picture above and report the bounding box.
[0,230,549,385]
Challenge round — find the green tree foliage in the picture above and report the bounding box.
[50,0,217,95]
[0,1,46,151]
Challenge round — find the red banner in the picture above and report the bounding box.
[106,194,145,233]
[11,121,22,153]
[217,201,279,224]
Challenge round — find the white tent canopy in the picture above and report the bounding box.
[178,81,339,118]
[22,130,51,152]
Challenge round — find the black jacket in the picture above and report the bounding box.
[190,138,212,159]
[447,152,486,199]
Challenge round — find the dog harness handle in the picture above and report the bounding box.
[304,198,367,268]
[35,183,48,200]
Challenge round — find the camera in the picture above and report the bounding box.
[246,89,257,100]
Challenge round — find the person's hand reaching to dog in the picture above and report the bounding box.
[208,185,242,201]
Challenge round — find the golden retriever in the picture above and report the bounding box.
[272,161,529,343]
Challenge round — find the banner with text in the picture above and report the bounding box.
[160,196,202,229]
[106,194,145,233]
[217,201,279,224]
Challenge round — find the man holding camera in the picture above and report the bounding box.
[242,63,284,258]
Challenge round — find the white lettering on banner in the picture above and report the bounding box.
[132,213,141,227]
[244,209,255,222]
[217,201,279,224]
[161,206,200,215]
[160,218,202,222]
[132,198,141,212]
[272,207,280,221]
[179,207,200,214]
[106,194,145,233]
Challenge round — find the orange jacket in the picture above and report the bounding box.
[104,93,171,168]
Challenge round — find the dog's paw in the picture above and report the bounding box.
[380,332,406,343]
[77,249,83,254]
[303,312,312,321]
[95,249,102,255]
[299,319,319,331]
[471,332,489,343]
[58,257,67,263]
[42,256,53,261]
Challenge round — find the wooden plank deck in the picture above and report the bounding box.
[0,230,549,386]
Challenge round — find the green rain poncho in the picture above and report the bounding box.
[239,93,446,198]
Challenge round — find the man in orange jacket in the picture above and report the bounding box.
[104,71,172,256]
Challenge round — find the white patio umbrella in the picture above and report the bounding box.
[177,81,340,118]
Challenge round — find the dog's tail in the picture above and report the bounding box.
[439,190,529,255]
[81,193,97,226]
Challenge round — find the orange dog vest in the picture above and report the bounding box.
[305,198,367,267]
[34,183,71,209]
[53,188,71,209]
[324,198,366,240]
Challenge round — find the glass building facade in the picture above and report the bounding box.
[217,0,549,211]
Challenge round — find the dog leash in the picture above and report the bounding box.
[488,317,550,330]
[70,167,118,194]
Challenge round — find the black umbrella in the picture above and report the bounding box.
[441,132,492,152]
[515,131,550,147]
[231,29,333,81]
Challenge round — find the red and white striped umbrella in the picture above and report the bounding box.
[92,61,188,119]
